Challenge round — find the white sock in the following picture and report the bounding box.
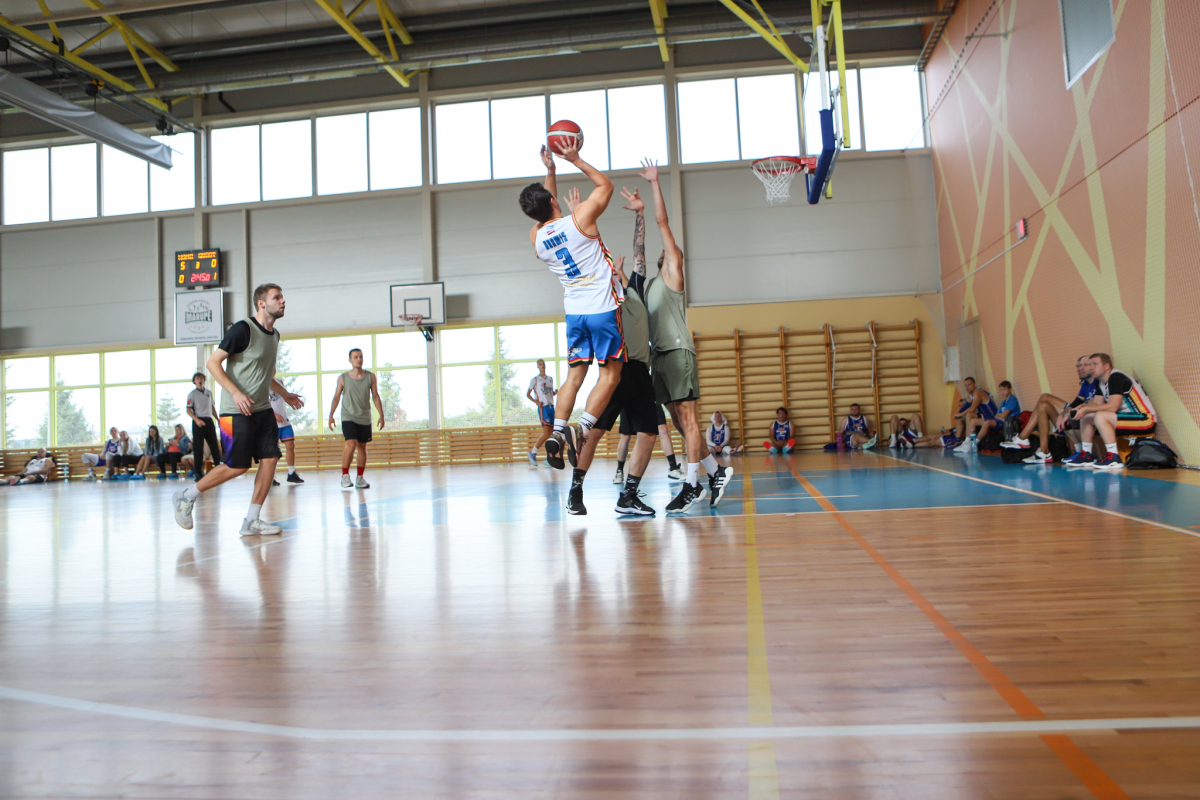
[553,418,568,434]
[288,466,296,475]
[579,412,597,438]
[686,462,700,486]
[700,455,718,475]
[246,503,262,523]
[1075,443,1083,452]
[1082,443,1093,454]
[1106,443,1118,455]
[183,485,201,501]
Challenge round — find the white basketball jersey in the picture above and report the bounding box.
[534,214,622,316]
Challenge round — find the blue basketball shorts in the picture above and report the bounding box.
[539,405,555,425]
[277,424,295,442]
[565,308,626,366]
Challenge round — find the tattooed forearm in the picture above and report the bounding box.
[632,211,646,275]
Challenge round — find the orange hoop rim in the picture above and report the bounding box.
[751,155,816,175]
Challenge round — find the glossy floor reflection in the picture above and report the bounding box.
[1,453,1199,798]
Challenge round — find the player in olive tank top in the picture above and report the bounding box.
[327,347,385,489]
[170,283,304,536]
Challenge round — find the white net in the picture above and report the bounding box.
[751,157,811,204]
[400,314,424,328]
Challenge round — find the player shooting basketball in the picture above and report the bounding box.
[518,136,624,474]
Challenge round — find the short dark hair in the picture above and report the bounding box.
[192,372,205,382]
[253,283,281,311]
[1090,352,1113,367]
[349,348,363,357]
[519,183,555,222]
[776,407,788,416]
[850,403,861,409]
[999,380,1012,389]
[964,376,976,383]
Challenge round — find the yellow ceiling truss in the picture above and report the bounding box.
[312,0,414,87]
[715,0,807,72]
[648,0,669,63]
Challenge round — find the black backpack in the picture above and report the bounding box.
[1125,438,1177,469]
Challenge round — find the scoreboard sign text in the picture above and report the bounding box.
[174,289,224,345]
[176,249,222,286]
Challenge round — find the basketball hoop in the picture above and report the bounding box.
[751,156,817,204]
[401,314,433,343]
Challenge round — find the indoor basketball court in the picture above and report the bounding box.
[2,0,1199,797]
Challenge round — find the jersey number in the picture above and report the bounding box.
[554,247,581,279]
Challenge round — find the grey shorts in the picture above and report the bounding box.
[650,348,700,405]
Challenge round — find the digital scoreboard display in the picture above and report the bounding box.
[176,249,222,286]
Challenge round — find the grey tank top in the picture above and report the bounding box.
[620,287,651,364]
[340,371,373,425]
[218,318,279,415]
[646,273,694,354]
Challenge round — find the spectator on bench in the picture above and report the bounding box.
[706,411,743,456]
[1003,356,1096,463]
[135,426,167,479]
[3,448,56,485]
[950,377,998,451]
[111,431,143,478]
[157,424,189,478]
[81,427,121,481]
[1063,353,1157,470]
[969,380,1020,444]
[764,407,794,454]
[840,403,877,450]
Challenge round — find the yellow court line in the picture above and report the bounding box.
[742,474,780,798]
[785,463,1130,800]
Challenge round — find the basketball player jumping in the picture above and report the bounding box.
[519,139,623,471]
[171,283,304,536]
[629,164,733,511]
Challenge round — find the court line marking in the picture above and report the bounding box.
[742,476,780,797]
[1,684,1197,742]
[880,454,1200,538]
[786,464,1130,799]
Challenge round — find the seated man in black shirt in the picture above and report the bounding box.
[1062,353,1157,470]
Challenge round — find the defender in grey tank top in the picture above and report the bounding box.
[218,317,280,416]
[328,347,384,490]
[339,371,374,425]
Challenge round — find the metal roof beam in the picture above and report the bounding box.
[310,0,412,87]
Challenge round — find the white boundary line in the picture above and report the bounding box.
[1,685,1197,742]
[879,454,1200,538]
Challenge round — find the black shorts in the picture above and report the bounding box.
[619,400,667,436]
[342,420,373,442]
[596,360,659,435]
[221,409,282,469]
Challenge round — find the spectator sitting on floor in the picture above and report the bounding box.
[950,377,998,450]
[968,381,1020,443]
[1062,353,1157,470]
[888,413,942,448]
[3,448,56,485]
[112,431,143,478]
[136,426,167,478]
[81,427,121,481]
[706,411,742,456]
[158,424,189,478]
[764,407,795,454]
[1003,356,1096,463]
[840,403,877,450]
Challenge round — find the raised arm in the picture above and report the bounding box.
[639,159,684,291]
[551,138,612,234]
[538,145,558,202]
[620,187,647,277]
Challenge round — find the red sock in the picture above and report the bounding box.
[342,468,349,475]
[356,466,365,477]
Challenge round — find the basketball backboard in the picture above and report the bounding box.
[390,281,446,327]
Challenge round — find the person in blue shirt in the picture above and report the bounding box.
[969,380,1019,442]
[1002,355,1095,463]
[764,407,794,454]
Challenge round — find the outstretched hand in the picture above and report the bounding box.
[620,186,643,212]
[563,186,582,212]
[613,253,626,273]
[637,158,659,182]
[551,137,580,162]
[539,145,555,171]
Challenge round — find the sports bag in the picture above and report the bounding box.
[1001,446,1028,464]
[1125,438,1177,469]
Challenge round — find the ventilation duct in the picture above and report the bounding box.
[0,68,172,169]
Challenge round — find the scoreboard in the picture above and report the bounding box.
[176,249,222,286]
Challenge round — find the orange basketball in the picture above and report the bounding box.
[547,119,583,154]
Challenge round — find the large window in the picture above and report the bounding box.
[3,148,50,225]
[859,66,925,151]
[678,75,801,163]
[51,143,98,221]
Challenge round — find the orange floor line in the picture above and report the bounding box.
[1040,735,1132,800]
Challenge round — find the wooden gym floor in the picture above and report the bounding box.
[1,450,1198,798]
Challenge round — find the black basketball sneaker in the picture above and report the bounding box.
[708,465,734,507]
[566,484,586,515]
[666,481,705,514]
[614,488,655,516]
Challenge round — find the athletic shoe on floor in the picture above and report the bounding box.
[953,439,973,453]
[666,482,706,514]
[865,434,878,450]
[171,490,194,531]
[784,438,796,454]
[272,479,280,486]
[527,450,538,467]
[545,430,567,470]
[168,474,179,480]
[286,472,304,484]
[1062,452,1094,467]
[1002,437,1031,449]
[666,467,683,481]
[941,434,959,448]
[614,488,655,516]
[240,518,283,536]
[355,476,370,489]
[763,441,774,452]
[566,485,586,515]
[1023,450,1053,464]
[340,474,354,489]
[612,468,624,485]
[131,474,146,481]
[709,465,734,507]
[888,433,898,449]
[83,473,97,482]
[1089,453,1124,470]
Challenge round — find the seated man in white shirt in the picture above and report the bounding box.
[4,448,57,485]
[706,411,742,456]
